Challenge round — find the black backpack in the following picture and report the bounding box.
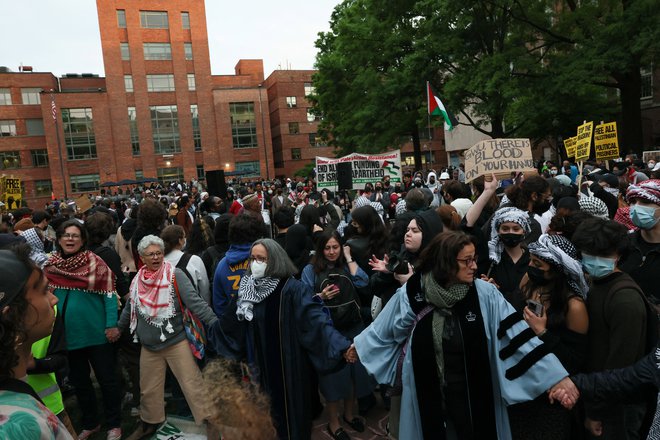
[315,268,362,331]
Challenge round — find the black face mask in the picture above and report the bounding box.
[527,266,551,285]
[533,199,552,215]
[500,233,525,248]
[414,181,422,188]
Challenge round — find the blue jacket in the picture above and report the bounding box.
[212,243,251,318]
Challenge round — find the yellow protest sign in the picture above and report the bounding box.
[463,138,537,183]
[2,177,22,210]
[564,136,578,158]
[574,121,593,162]
[594,122,619,161]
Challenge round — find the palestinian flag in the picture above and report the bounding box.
[427,81,457,131]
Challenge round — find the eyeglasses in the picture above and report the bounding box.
[61,233,81,239]
[456,256,478,266]
[144,251,163,258]
[249,256,268,264]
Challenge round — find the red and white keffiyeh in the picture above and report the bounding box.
[129,260,176,342]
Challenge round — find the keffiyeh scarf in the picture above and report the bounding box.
[579,196,609,219]
[45,250,116,296]
[488,207,532,264]
[627,179,660,205]
[236,275,280,321]
[528,234,589,298]
[128,260,176,342]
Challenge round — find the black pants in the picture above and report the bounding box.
[68,343,122,430]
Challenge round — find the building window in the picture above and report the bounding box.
[307,109,319,122]
[641,69,653,100]
[0,151,20,169]
[191,104,201,151]
[288,122,299,134]
[124,75,134,92]
[157,167,184,182]
[135,170,144,180]
[128,107,140,156]
[0,89,11,105]
[62,108,96,160]
[34,179,52,197]
[308,133,326,147]
[117,10,126,28]
[146,74,175,92]
[150,105,180,154]
[181,12,190,29]
[187,74,196,91]
[184,43,193,60]
[31,149,49,167]
[286,96,297,108]
[196,164,204,180]
[21,88,41,105]
[291,148,302,160]
[26,119,44,136]
[143,43,172,60]
[0,120,17,136]
[230,102,258,149]
[120,43,130,60]
[304,82,315,96]
[235,161,260,178]
[70,174,100,193]
[140,11,168,29]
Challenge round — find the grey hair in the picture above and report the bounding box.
[247,238,298,279]
[137,234,165,255]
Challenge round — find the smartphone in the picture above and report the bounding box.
[526,300,544,317]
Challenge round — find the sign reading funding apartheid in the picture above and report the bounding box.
[315,150,402,189]
[574,121,594,162]
[1,177,21,210]
[564,136,578,159]
[594,122,619,161]
[463,138,537,183]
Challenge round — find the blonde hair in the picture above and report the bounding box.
[204,359,277,440]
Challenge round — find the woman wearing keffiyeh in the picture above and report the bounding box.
[506,233,590,440]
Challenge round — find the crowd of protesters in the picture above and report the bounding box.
[1,154,659,440]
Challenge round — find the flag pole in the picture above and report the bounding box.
[426,81,432,140]
[50,91,68,200]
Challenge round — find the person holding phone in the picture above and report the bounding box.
[506,233,590,439]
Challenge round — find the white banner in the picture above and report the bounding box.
[315,150,402,189]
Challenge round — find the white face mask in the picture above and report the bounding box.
[251,260,267,279]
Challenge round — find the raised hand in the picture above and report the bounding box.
[368,254,390,273]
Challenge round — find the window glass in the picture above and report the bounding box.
[140,11,168,28]
[181,12,190,29]
[146,74,175,92]
[143,43,172,60]
[184,43,193,60]
[128,107,140,155]
[0,151,21,169]
[230,102,258,148]
[62,108,96,160]
[0,120,17,136]
[286,96,297,108]
[31,149,49,167]
[21,88,41,105]
[235,161,260,177]
[124,75,134,92]
[291,148,302,160]
[288,122,299,134]
[35,179,52,197]
[120,43,130,60]
[150,105,180,154]
[187,74,196,91]
[304,82,315,96]
[157,167,184,182]
[191,105,201,151]
[70,174,100,193]
[26,119,44,136]
[117,10,126,28]
[0,89,12,105]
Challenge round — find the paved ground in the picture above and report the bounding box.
[311,394,391,440]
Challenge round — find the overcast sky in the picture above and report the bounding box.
[0,0,340,77]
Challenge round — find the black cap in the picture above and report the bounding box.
[0,250,32,308]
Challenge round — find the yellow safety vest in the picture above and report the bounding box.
[26,306,64,415]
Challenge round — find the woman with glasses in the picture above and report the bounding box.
[43,219,123,440]
[118,234,218,440]
[208,238,354,440]
[347,230,573,440]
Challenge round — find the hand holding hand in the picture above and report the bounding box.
[584,418,603,437]
[368,254,390,273]
[105,327,120,343]
[548,376,579,409]
[344,344,359,363]
[523,304,547,336]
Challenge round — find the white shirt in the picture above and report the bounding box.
[164,249,211,304]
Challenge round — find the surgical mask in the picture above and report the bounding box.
[527,266,551,285]
[581,254,617,279]
[550,170,558,176]
[250,260,267,279]
[499,233,525,248]
[268,189,273,195]
[630,204,660,229]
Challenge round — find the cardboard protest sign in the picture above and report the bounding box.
[564,136,578,158]
[463,138,536,183]
[74,195,93,213]
[315,150,402,189]
[594,122,619,161]
[1,177,22,210]
[574,121,594,162]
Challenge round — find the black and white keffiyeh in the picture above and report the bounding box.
[236,274,280,321]
[528,234,589,298]
[488,207,532,264]
[579,196,609,219]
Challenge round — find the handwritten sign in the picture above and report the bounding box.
[564,136,578,158]
[574,121,594,162]
[2,177,22,210]
[315,150,402,189]
[594,122,619,161]
[74,195,92,213]
[463,138,536,183]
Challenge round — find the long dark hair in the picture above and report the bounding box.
[417,231,476,286]
[519,262,574,330]
[350,205,389,258]
[299,205,322,236]
[310,230,345,274]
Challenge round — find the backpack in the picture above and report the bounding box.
[175,252,195,286]
[315,268,362,331]
[609,276,659,352]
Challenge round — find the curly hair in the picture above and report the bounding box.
[186,219,214,256]
[505,175,550,211]
[204,359,277,440]
[85,212,114,247]
[137,199,167,231]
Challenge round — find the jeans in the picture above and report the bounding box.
[68,343,122,430]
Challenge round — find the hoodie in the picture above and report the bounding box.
[212,242,252,317]
[425,171,441,208]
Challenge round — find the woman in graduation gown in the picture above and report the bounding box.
[348,230,573,440]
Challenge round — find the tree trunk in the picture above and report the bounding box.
[412,128,423,170]
[617,67,644,157]
[490,114,505,138]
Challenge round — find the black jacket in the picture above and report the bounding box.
[619,230,660,305]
